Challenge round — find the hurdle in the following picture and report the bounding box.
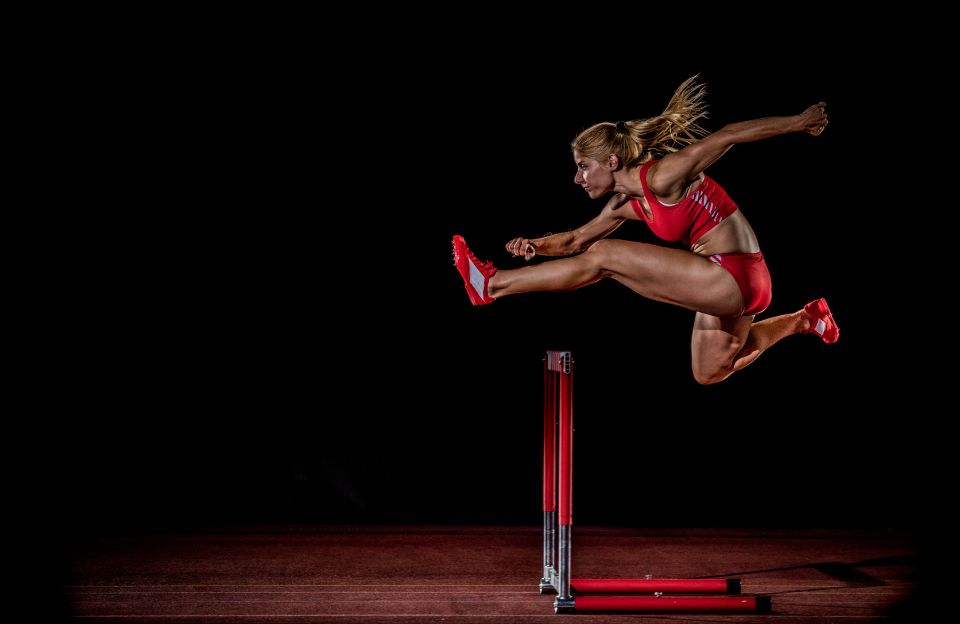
[538,350,771,614]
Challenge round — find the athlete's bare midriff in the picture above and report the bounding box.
[689,209,760,257]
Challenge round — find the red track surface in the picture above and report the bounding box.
[64,525,921,622]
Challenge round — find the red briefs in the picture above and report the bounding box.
[708,252,772,316]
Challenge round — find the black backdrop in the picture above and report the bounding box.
[45,19,947,540]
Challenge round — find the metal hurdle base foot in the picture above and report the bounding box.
[539,578,556,594]
[553,597,575,613]
[756,596,772,613]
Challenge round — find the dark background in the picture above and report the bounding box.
[40,18,947,546]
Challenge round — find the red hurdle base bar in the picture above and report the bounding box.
[572,578,740,594]
[539,351,771,614]
[570,596,771,613]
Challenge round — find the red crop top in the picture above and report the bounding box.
[629,160,738,247]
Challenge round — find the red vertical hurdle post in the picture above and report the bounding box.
[556,351,574,611]
[539,355,557,593]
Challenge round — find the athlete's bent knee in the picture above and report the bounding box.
[582,239,619,276]
[692,367,731,385]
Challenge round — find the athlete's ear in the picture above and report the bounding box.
[607,154,620,170]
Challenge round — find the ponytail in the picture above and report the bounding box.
[572,75,709,167]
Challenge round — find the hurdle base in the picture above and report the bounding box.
[567,595,770,613]
[539,578,556,594]
[553,597,576,613]
[571,577,741,594]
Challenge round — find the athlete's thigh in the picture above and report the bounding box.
[690,312,754,372]
[598,239,742,316]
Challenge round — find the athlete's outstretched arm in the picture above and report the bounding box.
[506,193,629,260]
[649,102,828,200]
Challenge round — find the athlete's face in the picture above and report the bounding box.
[572,150,613,199]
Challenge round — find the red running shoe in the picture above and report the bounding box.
[803,298,839,344]
[452,235,497,305]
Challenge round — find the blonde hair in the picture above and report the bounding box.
[571,75,709,167]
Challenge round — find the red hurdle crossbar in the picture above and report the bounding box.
[539,350,771,614]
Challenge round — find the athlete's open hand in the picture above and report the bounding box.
[506,237,536,261]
